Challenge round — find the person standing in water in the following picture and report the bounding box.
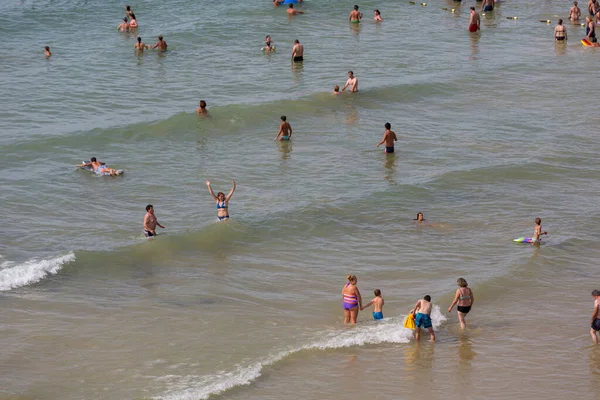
[196,100,208,116]
[143,204,165,238]
[570,1,581,20]
[376,122,397,154]
[373,9,383,21]
[468,7,480,32]
[410,295,435,342]
[287,4,304,15]
[361,289,384,320]
[129,13,138,28]
[554,19,567,41]
[117,17,129,32]
[134,37,148,53]
[342,274,362,324]
[532,217,547,244]
[481,0,494,12]
[349,5,363,23]
[274,116,293,141]
[291,39,304,62]
[152,36,168,51]
[414,212,425,222]
[586,16,597,42]
[342,71,358,92]
[590,290,600,344]
[448,278,474,329]
[44,46,51,58]
[206,180,236,221]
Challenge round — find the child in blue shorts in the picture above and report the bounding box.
[410,295,435,342]
[362,289,384,320]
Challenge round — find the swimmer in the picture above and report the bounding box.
[468,7,481,32]
[333,85,340,95]
[554,19,567,41]
[196,100,208,116]
[570,1,581,20]
[590,289,600,344]
[273,0,284,6]
[410,295,435,342]
[152,36,168,51]
[414,212,425,222]
[532,217,547,245]
[287,4,304,15]
[373,9,383,21]
[448,278,474,329]
[206,180,236,221]
[274,116,293,141]
[143,204,165,238]
[376,122,397,154]
[134,37,148,52]
[342,70,358,92]
[349,5,363,23]
[117,17,129,32]
[361,289,384,320]
[263,35,275,52]
[291,39,304,62]
[125,5,134,18]
[77,157,122,176]
[44,46,51,58]
[481,0,494,12]
[342,274,362,324]
[129,13,138,28]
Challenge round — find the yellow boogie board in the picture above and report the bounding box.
[582,39,593,46]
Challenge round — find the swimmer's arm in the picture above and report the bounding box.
[225,180,236,201]
[274,127,283,140]
[156,219,165,229]
[376,132,387,147]
[288,125,293,138]
[206,181,218,200]
[342,80,349,91]
[361,299,374,311]
[448,290,460,312]
[76,162,92,167]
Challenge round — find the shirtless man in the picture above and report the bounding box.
[196,100,208,116]
[44,46,51,58]
[287,4,304,15]
[134,37,148,53]
[468,7,480,32]
[376,123,398,154]
[291,39,304,62]
[349,5,363,23]
[143,204,165,238]
[342,71,358,92]
[554,19,567,41]
[152,36,168,51]
[274,116,293,141]
[570,1,581,20]
[77,157,122,176]
[590,290,600,344]
[117,17,129,32]
[481,0,494,12]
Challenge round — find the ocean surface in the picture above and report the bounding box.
[2,0,600,399]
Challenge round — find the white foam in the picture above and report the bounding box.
[0,252,75,291]
[158,306,446,400]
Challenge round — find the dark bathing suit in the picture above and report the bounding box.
[385,146,394,153]
[293,56,303,62]
[483,5,493,11]
[144,230,155,237]
[592,318,600,331]
[457,306,471,314]
[587,25,597,42]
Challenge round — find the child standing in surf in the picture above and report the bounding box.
[532,218,547,245]
[410,295,435,342]
[361,289,384,320]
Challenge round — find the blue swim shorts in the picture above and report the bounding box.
[415,313,432,329]
[373,311,384,320]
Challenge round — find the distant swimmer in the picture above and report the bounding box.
[134,37,148,52]
[532,217,547,245]
[152,35,168,51]
[129,13,138,28]
[590,290,600,344]
[44,46,51,58]
[410,295,435,342]
[349,5,363,23]
[117,17,129,32]
[287,4,304,15]
[376,122,397,154]
[414,212,425,222]
[291,39,304,62]
[273,0,284,6]
[448,278,474,329]
[274,115,293,140]
[333,85,340,95]
[554,19,567,41]
[361,289,384,320]
[481,0,494,12]
[342,274,362,324]
[469,7,481,32]
[263,35,275,52]
[206,180,236,221]
[196,100,208,116]
[77,157,122,176]
[373,9,383,21]
[143,204,165,238]
[125,5,134,19]
[342,70,358,92]
[570,1,581,20]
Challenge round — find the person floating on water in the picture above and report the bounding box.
[414,212,425,222]
[481,0,494,12]
[152,36,168,51]
[44,46,51,58]
[134,37,148,53]
[274,116,293,140]
[333,85,340,95]
[570,1,581,20]
[373,9,383,21]
[361,289,384,320]
[448,278,474,329]
[342,71,358,92]
[143,204,165,238]
[117,17,129,32]
[349,5,363,23]
[197,100,208,116]
[532,217,547,245]
[469,7,480,32]
[376,122,397,154]
[77,157,122,176]
[410,295,435,342]
[554,19,567,41]
[590,290,600,344]
[291,39,304,62]
[287,4,304,15]
[342,274,362,324]
[206,180,236,221]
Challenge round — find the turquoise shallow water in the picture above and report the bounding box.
[2,1,600,399]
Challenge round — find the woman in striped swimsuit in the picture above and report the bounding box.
[342,274,362,324]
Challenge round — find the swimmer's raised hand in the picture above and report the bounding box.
[206,180,211,186]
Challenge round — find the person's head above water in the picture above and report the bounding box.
[289,4,294,8]
[126,5,131,11]
[424,295,431,302]
[384,122,391,129]
[334,85,339,92]
[415,212,424,221]
[592,289,600,297]
[535,217,542,225]
[199,100,207,109]
[374,289,381,296]
[558,18,563,24]
[122,17,128,22]
[146,204,153,212]
[354,5,359,10]
[137,37,142,43]
[217,192,225,200]
[44,46,50,51]
[158,35,163,40]
[470,6,475,10]
[374,9,380,15]
[90,157,97,162]
[457,278,468,287]
[346,274,357,284]
[294,39,299,44]
[574,1,578,5]
[280,115,287,121]
[348,70,354,77]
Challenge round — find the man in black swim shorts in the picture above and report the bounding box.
[590,289,600,344]
[291,39,304,62]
